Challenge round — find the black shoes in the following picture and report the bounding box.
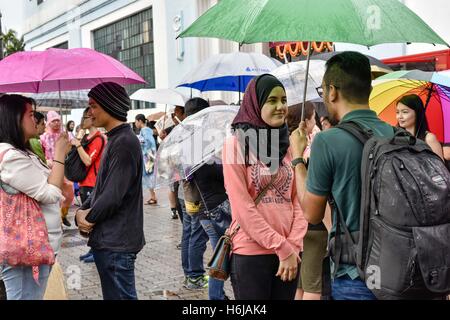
[171,208,179,220]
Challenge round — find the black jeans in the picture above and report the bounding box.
[0,279,6,300]
[79,186,94,204]
[92,250,138,300]
[230,254,299,300]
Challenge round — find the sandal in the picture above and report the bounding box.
[146,199,158,205]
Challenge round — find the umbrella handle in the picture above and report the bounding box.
[301,42,312,122]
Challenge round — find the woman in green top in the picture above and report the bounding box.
[29,111,47,164]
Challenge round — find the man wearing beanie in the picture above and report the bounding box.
[75,82,145,300]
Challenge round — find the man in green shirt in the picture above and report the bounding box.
[290,52,393,300]
[29,111,47,164]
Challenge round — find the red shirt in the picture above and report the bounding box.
[79,132,106,188]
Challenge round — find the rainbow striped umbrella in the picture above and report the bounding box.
[370,70,450,143]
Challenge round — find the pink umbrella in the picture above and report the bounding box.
[0,47,146,93]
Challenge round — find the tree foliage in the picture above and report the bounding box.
[1,29,25,57]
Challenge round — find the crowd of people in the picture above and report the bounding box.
[0,51,449,301]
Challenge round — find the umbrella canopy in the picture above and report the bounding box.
[154,105,239,188]
[0,48,146,93]
[147,112,168,122]
[130,88,189,106]
[311,51,393,78]
[312,51,392,69]
[271,60,326,106]
[177,52,281,92]
[178,0,448,47]
[370,70,450,143]
[27,89,90,109]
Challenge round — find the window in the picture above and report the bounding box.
[53,42,68,49]
[93,8,156,109]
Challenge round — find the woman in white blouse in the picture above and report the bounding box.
[0,94,70,300]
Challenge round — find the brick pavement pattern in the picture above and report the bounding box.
[57,189,234,300]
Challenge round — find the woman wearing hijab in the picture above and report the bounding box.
[40,111,74,227]
[222,74,308,300]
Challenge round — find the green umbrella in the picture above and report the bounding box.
[179,0,448,46]
[179,0,448,119]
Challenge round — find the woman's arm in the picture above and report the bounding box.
[72,139,92,166]
[286,174,308,255]
[1,150,63,204]
[47,133,70,190]
[425,133,444,161]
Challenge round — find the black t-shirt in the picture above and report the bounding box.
[193,163,227,212]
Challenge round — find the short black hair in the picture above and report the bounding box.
[135,114,147,123]
[0,94,36,152]
[184,98,209,117]
[323,51,372,104]
[34,111,45,123]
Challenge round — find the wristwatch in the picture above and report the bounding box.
[291,157,306,168]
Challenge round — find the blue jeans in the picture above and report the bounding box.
[332,275,377,300]
[0,264,51,300]
[200,200,232,300]
[180,199,209,279]
[92,250,138,300]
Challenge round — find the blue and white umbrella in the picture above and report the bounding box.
[177,52,282,93]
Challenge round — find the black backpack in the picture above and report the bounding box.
[330,121,450,300]
[65,135,105,182]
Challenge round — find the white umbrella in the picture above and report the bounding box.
[130,88,189,106]
[177,52,282,93]
[271,60,326,106]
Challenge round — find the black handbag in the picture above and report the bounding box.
[65,135,104,182]
[207,174,277,281]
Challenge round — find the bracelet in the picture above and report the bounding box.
[53,159,65,166]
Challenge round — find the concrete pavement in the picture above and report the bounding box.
[57,188,234,300]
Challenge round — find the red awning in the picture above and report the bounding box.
[382,49,450,71]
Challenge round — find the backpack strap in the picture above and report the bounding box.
[84,134,105,176]
[330,121,373,278]
[335,121,373,145]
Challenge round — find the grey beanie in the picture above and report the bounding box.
[88,82,130,122]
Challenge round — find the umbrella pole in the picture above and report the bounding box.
[58,82,63,129]
[417,84,434,137]
[301,41,312,122]
[162,104,168,130]
[239,76,241,104]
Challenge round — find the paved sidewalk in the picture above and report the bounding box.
[57,188,234,300]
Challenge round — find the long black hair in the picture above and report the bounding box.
[397,94,429,140]
[66,120,75,132]
[0,94,36,152]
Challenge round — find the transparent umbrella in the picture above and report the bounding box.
[154,105,239,189]
[271,60,326,106]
